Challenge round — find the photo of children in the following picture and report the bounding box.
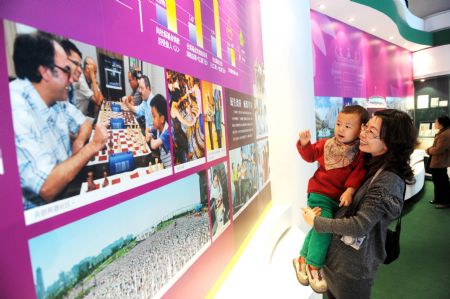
[3,20,172,224]
[202,81,226,161]
[315,96,343,139]
[166,69,205,172]
[208,162,230,238]
[229,144,260,217]
[29,172,209,299]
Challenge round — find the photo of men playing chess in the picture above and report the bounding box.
[4,21,172,219]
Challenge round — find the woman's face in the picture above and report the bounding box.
[359,116,388,156]
[434,119,442,130]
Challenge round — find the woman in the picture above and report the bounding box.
[426,115,450,209]
[302,109,416,298]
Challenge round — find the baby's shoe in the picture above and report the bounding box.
[292,257,309,286]
[306,264,327,293]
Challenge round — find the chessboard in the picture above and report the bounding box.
[98,110,139,128]
[102,100,129,111]
[87,128,151,166]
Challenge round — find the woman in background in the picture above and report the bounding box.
[427,115,450,209]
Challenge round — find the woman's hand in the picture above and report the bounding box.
[301,207,321,226]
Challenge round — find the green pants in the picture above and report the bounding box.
[300,193,339,268]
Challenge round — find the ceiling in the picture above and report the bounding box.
[408,0,450,18]
[309,0,450,52]
[309,0,430,52]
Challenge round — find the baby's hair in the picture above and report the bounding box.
[341,105,369,125]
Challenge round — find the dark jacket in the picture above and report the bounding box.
[427,127,450,168]
[314,170,404,298]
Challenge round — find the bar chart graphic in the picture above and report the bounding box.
[212,0,222,59]
[188,0,204,47]
[156,0,178,33]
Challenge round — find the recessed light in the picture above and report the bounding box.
[319,4,326,10]
[371,28,376,32]
[389,36,394,40]
[403,43,408,47]
[420,79,425,82]
[348,17,355,22]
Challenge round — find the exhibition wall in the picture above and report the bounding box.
[311,10,414,139]
[0,1,271,298]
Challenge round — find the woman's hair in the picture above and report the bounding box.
[437,115,450,129]
[369,109,417,184]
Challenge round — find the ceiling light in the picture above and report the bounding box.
[403,43,408,47]
[389,36,394,40]
[420,79,425,82]
[319,4,325,10]
[348,17,355,22]
[371,28,376,32]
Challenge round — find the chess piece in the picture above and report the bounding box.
[87,171,96,192]
[102,171,109,188]
[148,161,153,173]
[151,161,157,172]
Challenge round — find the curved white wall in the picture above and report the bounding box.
[413,44,450,78]
[425,10,450,32]
[260,0,317,231]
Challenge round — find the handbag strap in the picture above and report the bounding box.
[394,183,406,232]
[345,167,384,216]
[346,167,405,226]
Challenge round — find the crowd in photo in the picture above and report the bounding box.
[66,212,209,299]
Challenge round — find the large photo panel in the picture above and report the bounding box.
[29,172,209,299]
[4,20,173,224]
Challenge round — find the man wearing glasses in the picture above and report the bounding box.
[9,33,108,209]
[59,39,93,155]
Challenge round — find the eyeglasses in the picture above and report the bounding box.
[361,124,380,139]
[51,64,71,80]
[68,58,82,68]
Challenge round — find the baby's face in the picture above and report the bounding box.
[334,113,361,144]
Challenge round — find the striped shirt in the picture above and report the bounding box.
[9,78,85,209]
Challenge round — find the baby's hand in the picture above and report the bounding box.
[298,130,311,146]
[339,188,355,207]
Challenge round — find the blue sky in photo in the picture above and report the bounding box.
[29,173,201,289]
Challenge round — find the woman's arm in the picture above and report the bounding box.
[304,179,403,237]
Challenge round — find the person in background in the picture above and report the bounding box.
[126,68,146,129]
[128,69,142,106]
[10,33,107,209]
[74,56,104,117]
[426,115,450,209]
[123,75,154,135]
[302,109,416,299]
[60,39,93,154]
[293,105,369,293]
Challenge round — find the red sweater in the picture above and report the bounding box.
[297,139,366,201]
